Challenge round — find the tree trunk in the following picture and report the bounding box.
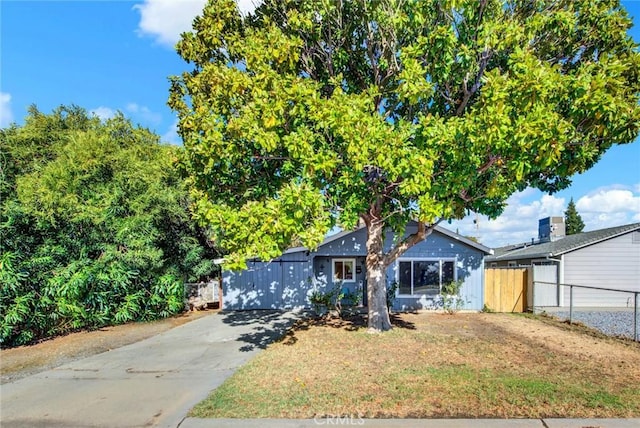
[365,218,392,332]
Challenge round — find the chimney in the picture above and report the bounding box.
[538,217,566,242]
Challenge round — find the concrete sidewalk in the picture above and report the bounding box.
[1,310,302,428]
[179,418,640,428]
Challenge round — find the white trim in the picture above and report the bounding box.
[396,257,457,297]
[332,258,356,283]
[558,254,565,306]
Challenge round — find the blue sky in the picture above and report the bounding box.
[1,0,639,247]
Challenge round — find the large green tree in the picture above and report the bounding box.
[170,0,640,331]
[564,197,585,235]
[1,106,218,346]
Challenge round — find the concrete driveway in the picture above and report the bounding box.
[0,310,302,428]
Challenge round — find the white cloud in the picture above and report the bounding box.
[90,106,116,121]
[447,191,565,248]
[0,92,14,127]
[134,0,261,48]
[125,103,162,125]
[576,187,640,214]
[162,119,182,145]
[575,186,640,230]
[237,0,262,15]
[91,104,161,125]
[448,185,640,248]
[134,0,207,47]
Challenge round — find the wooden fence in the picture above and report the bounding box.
[484,268,529,312]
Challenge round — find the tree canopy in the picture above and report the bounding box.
[564,197,585,235]
[170,0,640,331]
[0,106,218,346]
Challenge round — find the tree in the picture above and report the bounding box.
[170,0,640,332]
[1,106,218,346]
[564,197,585,235]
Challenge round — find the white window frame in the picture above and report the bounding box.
[332,258,356,283]
[396,258,457,297]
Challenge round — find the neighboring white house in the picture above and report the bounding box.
[486,218,640,307]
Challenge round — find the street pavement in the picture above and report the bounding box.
[1,310,302,428]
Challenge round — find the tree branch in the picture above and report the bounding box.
[474,0,488,44]
[383,219,441,266]
[477,154,501,175]
[455,48,491,116]
[251,156,290,161]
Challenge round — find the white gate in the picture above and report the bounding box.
[530,265,559,309]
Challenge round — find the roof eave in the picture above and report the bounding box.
[434,225,493,255]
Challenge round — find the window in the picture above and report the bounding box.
[398,259,456,296]
[333,258,355,283]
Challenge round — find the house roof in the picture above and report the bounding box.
[285,222,493,255]
[487,222,640,262]
[280,228,356,255]
[216,222,492,264]
[432,224,493,254]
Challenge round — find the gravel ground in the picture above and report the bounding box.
[553,310,639,340]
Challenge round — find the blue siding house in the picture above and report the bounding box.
[221,223,492,311]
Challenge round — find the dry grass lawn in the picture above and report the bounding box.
[190,312,640,419]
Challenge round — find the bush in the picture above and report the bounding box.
[440,280,465,314]
[0,106,219,347]
[309,283,363,317]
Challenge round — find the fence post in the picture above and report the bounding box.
[634,292,638,342]
[219,278,223,310]
[569,285,574,324]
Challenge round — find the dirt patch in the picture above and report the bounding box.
[191,311,640,419]
[1,309,216,384]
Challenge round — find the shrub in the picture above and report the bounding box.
[440,280,465,314]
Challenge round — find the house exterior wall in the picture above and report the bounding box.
[488,259,534,268]
[312,228,368,302]
[312,256,367,302]
[487,257,560,268]
[222,225,488,311]
[389,230,485,311]
[314,228,369,257]
[562,232,640,307]
[222,251,313,310]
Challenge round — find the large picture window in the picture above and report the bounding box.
[398,259,455,296]
[333,258,355,283]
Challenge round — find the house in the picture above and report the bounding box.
[221,222,492,311]
[486,217,640,307]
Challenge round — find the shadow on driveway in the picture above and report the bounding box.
[219,310,308,352]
